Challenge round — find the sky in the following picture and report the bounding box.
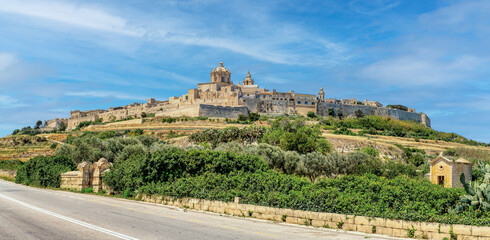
[0,0,489,143]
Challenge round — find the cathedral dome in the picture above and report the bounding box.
[212,62,230,73]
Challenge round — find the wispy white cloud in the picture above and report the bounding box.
[0,0,145,37]
[0,52,17,71]
[359,53,484,86]
[65,91,147,100]
[348,0,400,15]
[0,52,51,84]
[0,95,27,108]
[0,0,348,66]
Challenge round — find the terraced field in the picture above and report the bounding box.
[1,117,488,163]
[0,138,54,161]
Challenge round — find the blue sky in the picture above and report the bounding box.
[0,0,489,143]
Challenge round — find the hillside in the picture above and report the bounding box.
[2,116,488,164]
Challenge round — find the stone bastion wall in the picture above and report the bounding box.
[156,104,249,119]
[318,103,431,127]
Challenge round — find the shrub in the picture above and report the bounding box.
[0,159,25,171]
[162,117,177,123]
[355,110,364,118]
[261,119,332,154]
[248,112,260,122]
[333,127,356,136]
[238,114,248,122]
[50,142,58,149]
[77,121,94,129]
[81,187,94,193]
[361,147,379,158]
[189,126,265,147]
[444,148,458,157]
[125,129,144,137]
[104,148,268,195]
[297,152,332,181]
[386,104,409,111]
[15,155,76,187]
[307,111,316,118]
[56,134,162,163]
[215,142,245,154]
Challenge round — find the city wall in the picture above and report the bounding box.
[317,103,431,127]
[156,104,249,119]
[198,104,249,118]
[139,194,489,240]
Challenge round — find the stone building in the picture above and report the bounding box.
[52,62,431,130]
[40,118,68,131]
[60,158,112,192]
[429,154,472,188]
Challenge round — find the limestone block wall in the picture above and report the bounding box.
[60,158,112,192]
[156,105,201,118]
[198,104,249,118]
[138,194,490,240]
[60,171,82,191]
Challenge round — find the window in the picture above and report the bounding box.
[305,101,308,104]
[221,77,224,82]
[312,102,315,105]
[437,176,445,186]
[297,101,301,104]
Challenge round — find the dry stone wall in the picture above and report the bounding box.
[0,170,16,179]
[139,194,490,240]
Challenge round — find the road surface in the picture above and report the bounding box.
[0,180,405,240]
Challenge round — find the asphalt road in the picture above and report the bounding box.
[0,180,405,240]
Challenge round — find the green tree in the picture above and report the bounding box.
[307,111,316,118]
[34,120,43,129]
[57,122,67,132]
[238,114,248,121]
[355,110,364,118]
[248,112,260,122]
[337,109,343,119]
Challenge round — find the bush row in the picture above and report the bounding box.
[0,159,24,171]
[103,147,268,195]
[189,126,265,147]
[15,155,76,188]
[139,171,489,226]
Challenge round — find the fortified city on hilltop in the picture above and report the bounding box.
[41,62,431,131]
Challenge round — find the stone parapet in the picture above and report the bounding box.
[138,194,489,240]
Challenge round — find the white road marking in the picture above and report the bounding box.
[0,193,139,240]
